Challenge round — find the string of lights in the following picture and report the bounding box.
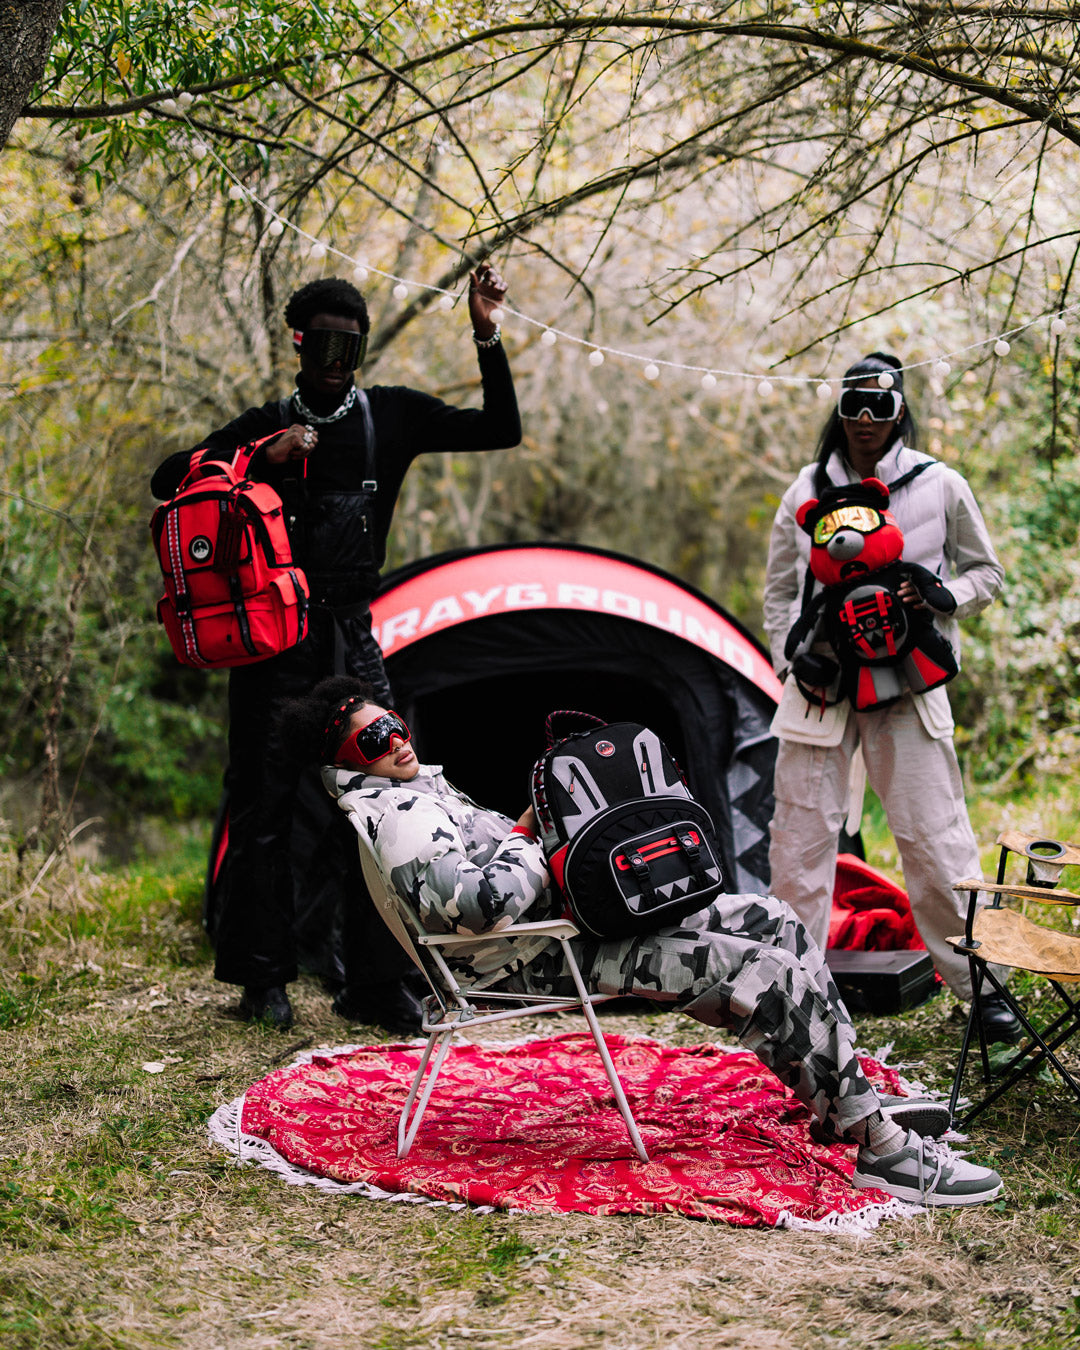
[174,105,1076,396]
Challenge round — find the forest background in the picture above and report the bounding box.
[3,7,1080,1348]
[2,0,1080,854]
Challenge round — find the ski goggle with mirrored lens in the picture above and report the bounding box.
[812,505,884,545]
[338,711,411,767]
[837,388,903,422]
[292,327,367,371]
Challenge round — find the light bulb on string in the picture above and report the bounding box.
[437,294,454,312]
[352,265,368,283]
[309,243,327,261]
[178,92,194,109]
[596,398,609,414]
[178,148,1079,389]
[643,363,659,381]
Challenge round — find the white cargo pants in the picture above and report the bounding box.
[768,697,980,1000]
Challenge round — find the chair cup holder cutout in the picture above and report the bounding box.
[1024,838,1068,889]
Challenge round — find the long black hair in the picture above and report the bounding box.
[276,675,377,767]
[812,351,918,495]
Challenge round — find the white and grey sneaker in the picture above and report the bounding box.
[853,1129,1003,1206]
[877,1092,952,1140]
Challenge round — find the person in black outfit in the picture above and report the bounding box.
[151,267,520,1031]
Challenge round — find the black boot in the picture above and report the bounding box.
[333,976,425,1036]
[238,985,294,1030]
[978,991,1022,1045]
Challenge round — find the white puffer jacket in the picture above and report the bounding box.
[763,443,1004,743]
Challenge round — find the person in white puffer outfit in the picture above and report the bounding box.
[763,351,1016,1042]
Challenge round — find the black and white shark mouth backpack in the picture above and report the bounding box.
[529,711,724,939]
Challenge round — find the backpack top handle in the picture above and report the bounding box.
[544,709,607,749]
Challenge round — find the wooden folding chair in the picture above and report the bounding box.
[947,829,1080,1125]
[352,832,649,1162]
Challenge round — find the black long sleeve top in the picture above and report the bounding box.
[150,342,520,575]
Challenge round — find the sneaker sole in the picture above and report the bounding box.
[852,1169,1004,1206]
[879,1101,952,1139]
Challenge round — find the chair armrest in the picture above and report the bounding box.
[416,920,580,949]
[952,879,1080,904]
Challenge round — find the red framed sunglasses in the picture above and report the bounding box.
[338,711,411,768]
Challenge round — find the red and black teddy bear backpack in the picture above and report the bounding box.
[783,476,959,713]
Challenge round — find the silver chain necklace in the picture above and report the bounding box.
[291,384,358,425]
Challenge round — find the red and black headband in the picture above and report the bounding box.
[322,695,366,760]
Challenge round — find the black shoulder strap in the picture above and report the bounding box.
[887,458,938,492]
[356,388,377,489]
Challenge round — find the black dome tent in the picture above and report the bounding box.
[208,543,783,981]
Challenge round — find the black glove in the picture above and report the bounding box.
[902,563,957,614]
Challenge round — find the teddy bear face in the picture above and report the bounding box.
[807,502,904,588]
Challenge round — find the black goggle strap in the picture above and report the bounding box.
[292,328,367,370]
[837,388,903,422]
[339,711,411,767]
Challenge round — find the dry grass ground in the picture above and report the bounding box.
[1,809,1079,1350]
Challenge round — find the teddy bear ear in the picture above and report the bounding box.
[861,477,891,505]
[795,499,818,531]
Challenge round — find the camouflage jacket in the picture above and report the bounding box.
[323,764,560,987]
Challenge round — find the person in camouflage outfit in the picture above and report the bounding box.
[281,675,1005,1206]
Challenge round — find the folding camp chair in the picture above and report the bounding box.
[352,832,649,1162]
[947,829,1080,1125]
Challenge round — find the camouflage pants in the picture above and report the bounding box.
[499,892,881,1144]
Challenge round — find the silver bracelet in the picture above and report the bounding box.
[472,326,501,349]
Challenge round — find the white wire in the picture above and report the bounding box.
[182,112,1079,388]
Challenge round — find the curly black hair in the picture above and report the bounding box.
[284,278,369,334]
[275,675,377,766]
[811,351,918,495]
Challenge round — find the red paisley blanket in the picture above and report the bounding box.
[236,1034,906,1226]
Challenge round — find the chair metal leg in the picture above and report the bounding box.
[954,965,1080,1125]
[397,1030,455,1159]
[949,956,983,1121]
[560,938,649,1163]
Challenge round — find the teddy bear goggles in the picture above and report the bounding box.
[811,504,885,545]
[837,388,903,422]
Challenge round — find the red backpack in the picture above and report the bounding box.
[151,437,309,668]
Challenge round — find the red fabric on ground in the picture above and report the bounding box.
[829,853,925,952]
[240,1033,902,1224]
